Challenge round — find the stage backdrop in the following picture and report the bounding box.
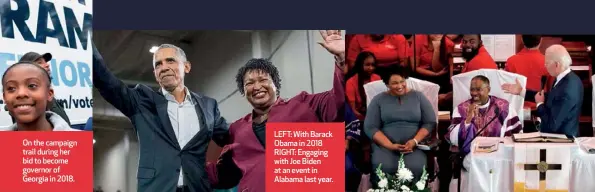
[0,0,93,128]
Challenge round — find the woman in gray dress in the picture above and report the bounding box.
[364,65,436,186]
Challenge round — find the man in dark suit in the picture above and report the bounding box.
[93,43,229,192]
[502,44,583,137]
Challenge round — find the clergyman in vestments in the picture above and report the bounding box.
[446,75,522,155]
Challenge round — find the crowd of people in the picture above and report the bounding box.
[344,34,584,192]
[3,32,585,192]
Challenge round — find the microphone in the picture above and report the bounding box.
[535,75,547,131]
[461,106,501,152]
[456,106,502,192]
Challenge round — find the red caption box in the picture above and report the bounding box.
[266,123,344,192]
[0,131,93,192]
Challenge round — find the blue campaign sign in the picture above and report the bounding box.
[1,0,92,50]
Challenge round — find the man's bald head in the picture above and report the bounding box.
[544,44,572,77]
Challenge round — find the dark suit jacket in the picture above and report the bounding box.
[93,45,229,192]
[525,71,583,137]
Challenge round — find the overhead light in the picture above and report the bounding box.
[149,46,159,53]
[588,46,591,52]
[93,139,96,144]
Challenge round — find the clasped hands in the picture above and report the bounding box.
[465,103,480,124]
[387,139,417,154]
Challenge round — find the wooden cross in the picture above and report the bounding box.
[523,149,562,192]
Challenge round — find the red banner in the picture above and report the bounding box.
[0,131,93,192]
[265,123,344,192]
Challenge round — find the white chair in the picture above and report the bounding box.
[451,69,527,136]
[408,78,440,123]
[363,78,441,190]
[449,69,527,192]
[363,80,386,107]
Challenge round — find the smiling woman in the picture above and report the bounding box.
[208,30,346,192]
[364,64,436,187]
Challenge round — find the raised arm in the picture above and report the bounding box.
[301,30,346,122]
[302,61,345,122]
[92,43,139,117]
[502,78,548,103]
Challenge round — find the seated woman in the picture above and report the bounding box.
[2,62,78,131]
[364,64,436,185]
[346,51,381,120]
[412,34,455,111]
[347,34,410,79]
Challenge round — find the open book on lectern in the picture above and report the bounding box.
[512,132,574,143]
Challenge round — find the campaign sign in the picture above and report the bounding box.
[0,0,93,128]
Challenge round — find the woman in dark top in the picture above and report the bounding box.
[364,65,437,186]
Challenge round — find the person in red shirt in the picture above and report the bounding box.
[436,35,498,110]
[346,51,381,120]
[347,34,410,79]
[461,34,498,73]
[413,34,454,76]
[412,34,456,111]
[505,35,549,109]
[505,35,548,91]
